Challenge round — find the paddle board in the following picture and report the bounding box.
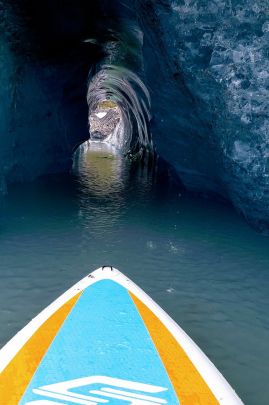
[0,266,243,404]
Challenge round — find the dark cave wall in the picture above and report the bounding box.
[138,0,269,228]
[0,0,106,184]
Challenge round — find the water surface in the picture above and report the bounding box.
[0,143,269,404]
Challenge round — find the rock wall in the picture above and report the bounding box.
[139,0,269,228]
[0,0,101,184]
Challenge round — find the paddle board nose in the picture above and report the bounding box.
[0,267,243,405]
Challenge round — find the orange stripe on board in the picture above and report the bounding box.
[130,292,219,405]
[0,293,81,404]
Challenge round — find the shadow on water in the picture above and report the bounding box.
[0,142,269,404]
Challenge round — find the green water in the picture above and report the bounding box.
[0,143,268,404]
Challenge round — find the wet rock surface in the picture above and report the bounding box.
[138,0,269,228]
[89,107,121,141]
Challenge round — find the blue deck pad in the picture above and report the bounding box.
[20,280,179,404]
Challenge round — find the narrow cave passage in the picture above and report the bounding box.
[73,98,124,194]
[74,98,124,185]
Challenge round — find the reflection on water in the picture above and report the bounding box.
[73,142,126,236]
[74,142,124,197]
[0,143,269,404]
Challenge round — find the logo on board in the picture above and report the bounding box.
[25,375,168,404]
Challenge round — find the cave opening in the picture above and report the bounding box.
[85,66,152,158]
[89,100,123,146]
[74,97,124,186]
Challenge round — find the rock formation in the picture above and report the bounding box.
[0,0,268,228]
